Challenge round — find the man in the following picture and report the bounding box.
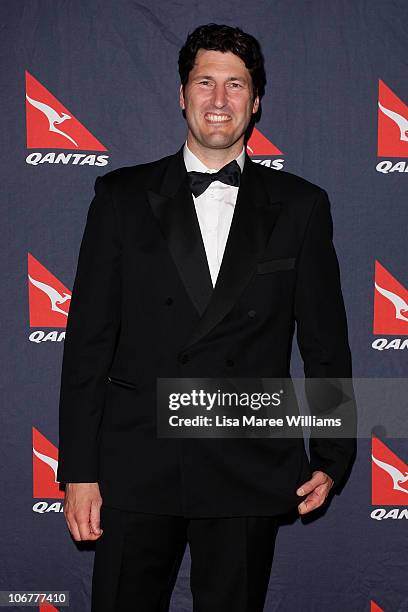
[57,23,356,612]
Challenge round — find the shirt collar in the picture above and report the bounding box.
[183,140,246,175]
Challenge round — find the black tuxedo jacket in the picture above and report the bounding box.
[56,144,356,517]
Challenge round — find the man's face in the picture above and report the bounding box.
[179,49,259,151]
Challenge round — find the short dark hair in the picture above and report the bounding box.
[178,23,266,102]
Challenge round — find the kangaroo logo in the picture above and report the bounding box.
[372,435,408,505]
[28,253,71,327]
[377,79,408,157]
[28,275,71,318]
[378,101,408,142]
[26,93,78,147]
[373,260,408,336]
[25,70,106,151]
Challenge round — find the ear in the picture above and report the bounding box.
[252,94,260,114]
[179,84,185,110]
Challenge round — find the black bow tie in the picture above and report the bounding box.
[187,159,241,198]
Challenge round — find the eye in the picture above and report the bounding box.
[229,82,242,88]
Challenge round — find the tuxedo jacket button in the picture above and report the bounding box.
[165,297,173,305]
[179,353,189,364]
[226,359,234,367]
[248,310,256,318]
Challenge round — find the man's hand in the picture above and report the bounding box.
[296,470,334,515]
[63,483,103,541]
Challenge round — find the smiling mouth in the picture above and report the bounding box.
[204,113,232,124]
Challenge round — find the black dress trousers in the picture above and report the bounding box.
[91,504,279,612]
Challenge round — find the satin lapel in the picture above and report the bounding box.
[147,146,213,317]
[181,154,283,352]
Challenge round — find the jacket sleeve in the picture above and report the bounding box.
[56,176,121,484]
[294,188,357,490]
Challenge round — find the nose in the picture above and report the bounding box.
[212,83,228,109]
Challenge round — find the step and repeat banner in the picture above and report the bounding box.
[2,2,407,611]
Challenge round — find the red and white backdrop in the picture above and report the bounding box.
[1,2,408,611]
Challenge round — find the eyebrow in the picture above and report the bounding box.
[194,75,247,83]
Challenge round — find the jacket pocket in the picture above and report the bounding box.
[107,376,139,390]
[256,257,296,274]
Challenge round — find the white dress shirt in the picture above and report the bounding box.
[183,141,246,287]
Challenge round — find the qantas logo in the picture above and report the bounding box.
[371,602,384,612]
[32,427,64,514]
[375,281,408,324]
[28,253,70,343]
[246,127,282,155]
[246,127,284,170]
[26,92,80,148]
[372,261,408,350]
[372,436,408,502]
[25,71,108,166]
[376,79,408,173]
[28,253,71,326]
[379,101,408,144]
[378,80,408,154]
[371,436,408,520]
